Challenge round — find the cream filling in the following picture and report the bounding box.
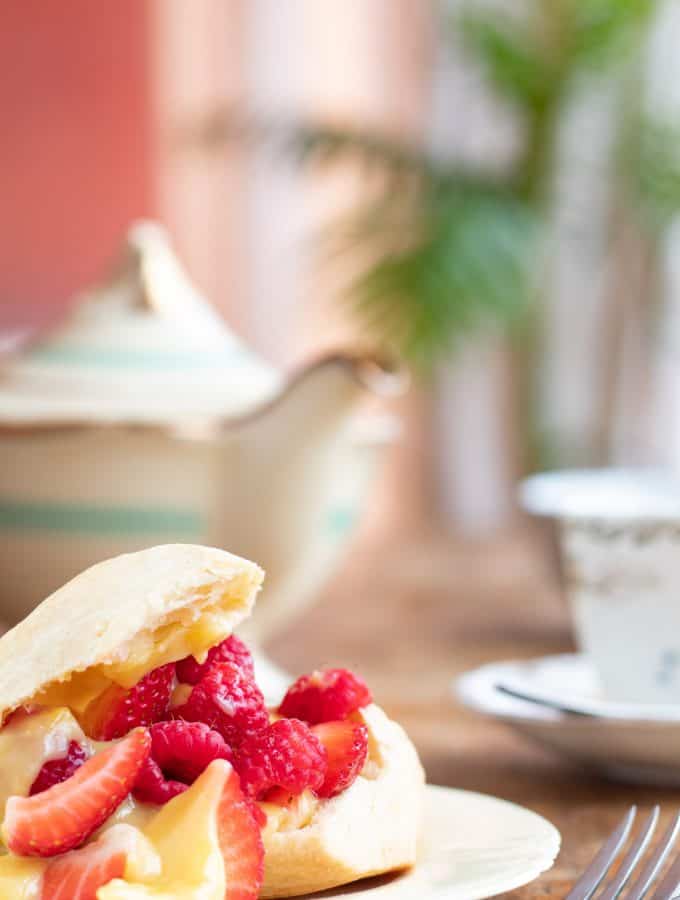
[0,707,97,821]
[30,603,241,715]
[0,855,44,898]
[260,789,319,839]
[97,795,158,837]
[0,706,388,899]
[0,708,318,844]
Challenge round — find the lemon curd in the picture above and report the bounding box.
[98,795,158,835]
[99,762,230,900]
[0,708,95,817]
[0,758,237,899]
[29,602,238,715]
[260,790,319,839]
[0,707,231,900]
[0,709,278,900]
[0,856,44,899]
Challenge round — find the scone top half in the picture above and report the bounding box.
[0,544,263,723]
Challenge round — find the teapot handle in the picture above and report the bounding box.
[224,352,408,433]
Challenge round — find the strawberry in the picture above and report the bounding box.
[40,823,160,900]
[217,763,265,900]
[312,720,368,798]
[278,668,372,724]
[2,728,150,857]
[176,635,255,685]
[81,663,175,740]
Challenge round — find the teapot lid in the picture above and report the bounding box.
[0,222,281,428]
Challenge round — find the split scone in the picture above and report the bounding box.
[0,544,425,899]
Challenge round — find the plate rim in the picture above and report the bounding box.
[422,783,560,900]
[322,783,560,900]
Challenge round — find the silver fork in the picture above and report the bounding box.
[566,806,680,900]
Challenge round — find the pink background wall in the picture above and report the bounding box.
[0,1,156,330]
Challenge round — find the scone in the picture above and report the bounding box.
[0,545,424,899]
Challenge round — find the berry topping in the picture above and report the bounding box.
[233,718,327,799]
[278,668,372,724]
[176,635,255,685]
[40,823,160,900]
[81,663,176,741]
[172,662,268,747]
[29,741,89,796]
[217,763,265,900]
[133,720,232,805]
[133,759,185,807]
[312,720,369,798]
[2,728,150,857]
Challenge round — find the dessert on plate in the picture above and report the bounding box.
[0,544,424,898]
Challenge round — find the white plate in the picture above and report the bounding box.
[300,784,559,899]
[456,654,680,785]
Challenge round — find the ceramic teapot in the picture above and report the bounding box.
[0,222,405,638]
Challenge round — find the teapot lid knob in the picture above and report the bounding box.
[102,220,194,317]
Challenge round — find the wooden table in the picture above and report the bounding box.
[269,525,680,898]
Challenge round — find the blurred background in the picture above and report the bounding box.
[4,0,680,549]
[8,5,680,868]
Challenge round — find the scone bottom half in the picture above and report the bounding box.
[0,544,425,899]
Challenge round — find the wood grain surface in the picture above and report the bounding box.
[269,526,680,898]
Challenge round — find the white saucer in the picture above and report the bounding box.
[456,653,680,785]
[300,784,560,899]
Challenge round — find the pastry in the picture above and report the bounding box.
[0,545,424,898]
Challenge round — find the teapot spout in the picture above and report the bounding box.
[214,352,406,642]
[216,354,408,641]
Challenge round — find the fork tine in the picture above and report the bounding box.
[598,807,659,900]
[565,807,637,900]
[626,811,680,900]
[647,814,680,900]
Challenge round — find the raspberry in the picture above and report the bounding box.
[82,663,176,740]
[312,720,368,798]
[176,635,254,685]
[172,662,268,747]
[154,720,233,783]
[233,718,327,799]
[133,721,232,805]
[133,760,185,806]
[278,668,372,724]
[29,742,89,796]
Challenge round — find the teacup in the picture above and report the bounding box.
[520,468,680,705]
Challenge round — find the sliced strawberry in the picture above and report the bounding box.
[41,823,161,900]
[81,663,175,740]
[2,728,150,857]
[217,764,265,900]
[312,720,368,798]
